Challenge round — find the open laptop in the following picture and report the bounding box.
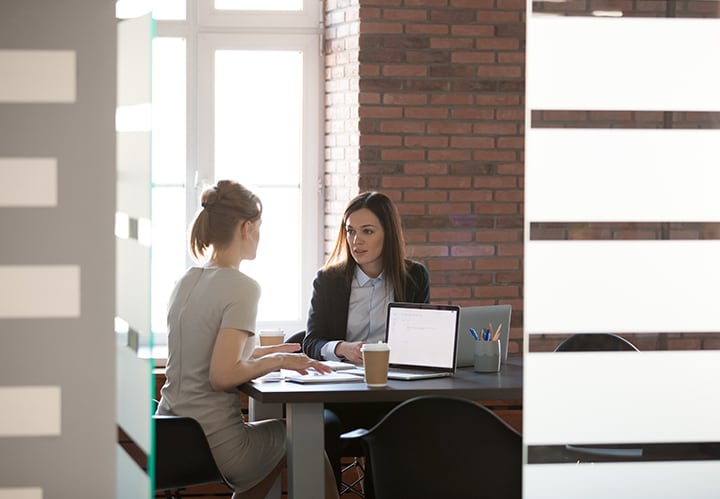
[346,302,460,380]
[456,304,512,367]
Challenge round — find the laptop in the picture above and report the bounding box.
[346,302,460,380]
[456,304,512,368]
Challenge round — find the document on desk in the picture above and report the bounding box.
[320,360,357,371]
[285,371,364,384]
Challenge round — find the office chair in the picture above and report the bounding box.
[154,413,233,498]
[285,330,306,346]
[553,333,643,461]
[342,396,522,499]
[554,333,639,352]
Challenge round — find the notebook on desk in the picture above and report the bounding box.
[346,302,460,380]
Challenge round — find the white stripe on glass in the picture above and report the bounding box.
[0,386,61,437]
[0,158,57,207]
[0,266,80,318]
[0,50,75,103]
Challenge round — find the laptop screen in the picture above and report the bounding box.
[384,302,460,370]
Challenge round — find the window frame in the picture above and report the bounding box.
[153,0,324,335]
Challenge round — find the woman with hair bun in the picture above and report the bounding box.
[156,180,338,499]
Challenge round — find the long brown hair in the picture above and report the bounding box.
[324,191,411,300]
[189,180,262,262]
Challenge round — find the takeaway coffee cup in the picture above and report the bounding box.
[361,342,390,387]
[258,328,285,346]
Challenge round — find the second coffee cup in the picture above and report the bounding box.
[361,342,390,387]
[258,328,285,346]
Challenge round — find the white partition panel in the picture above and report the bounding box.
[525,461,720,499]
[525,351,720,445]
[525,240,720,333]
[116,11,154,499]
[527,17,720,111]
[526,129,720,222]
[526,5,720,498]
[116,237,151,333]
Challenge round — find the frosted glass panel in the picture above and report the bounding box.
[525,461,720,499]
[116,237,151,333]
[527,17,720,111]
[117,14,153,107]
[116,12,153,499]
[116,345,153,454]
[525,240,720,333]
[525,351,720,444]
[117,442,152,499]
[117,132,151,219]
[526,129,720,222]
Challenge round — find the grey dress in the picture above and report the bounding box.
[156,267,285,492]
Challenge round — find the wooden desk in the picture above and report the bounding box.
[240,357,523,499]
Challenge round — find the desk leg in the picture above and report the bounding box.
[286,402,324,499]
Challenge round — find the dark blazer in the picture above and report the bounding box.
[303,260,430,360]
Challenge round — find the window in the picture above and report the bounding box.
[151,0,323,336]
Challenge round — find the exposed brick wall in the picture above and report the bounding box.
[323,0,719,356]
[325,0,527,357]
[324,0,362,251]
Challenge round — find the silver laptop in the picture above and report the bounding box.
[456,304,512,367]
[347,302,460,380]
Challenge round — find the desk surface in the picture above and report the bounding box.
[240,356,522,403]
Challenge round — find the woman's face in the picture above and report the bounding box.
[345,208,384,277]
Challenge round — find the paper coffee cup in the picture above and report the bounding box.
[258,328,285,346]
[361,342,390,387]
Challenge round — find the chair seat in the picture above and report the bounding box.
[154,414,233,497]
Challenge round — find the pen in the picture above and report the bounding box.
[469,328,480,341]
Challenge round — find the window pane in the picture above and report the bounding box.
[214,50,302,185]
[152,37,186,184]
[215,0,302,12]
[214,49,304,322]
[242,187,301,322]
[153,0,186,20]
[151,187,187,334]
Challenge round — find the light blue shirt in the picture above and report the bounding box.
[321,267,394,361]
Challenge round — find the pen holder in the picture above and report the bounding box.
[473,340,501,373]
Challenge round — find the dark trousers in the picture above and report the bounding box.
[324,401,397,493]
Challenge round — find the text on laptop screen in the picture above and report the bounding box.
[386,305,458,368]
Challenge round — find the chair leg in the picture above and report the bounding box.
[340,457,365,497]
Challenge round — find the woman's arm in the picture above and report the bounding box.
[303,270,351,360]
[209,328,331,391]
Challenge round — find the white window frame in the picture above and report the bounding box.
[154,0,324,335]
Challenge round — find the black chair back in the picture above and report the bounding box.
[354,396,521,499]
[554,333,639,352]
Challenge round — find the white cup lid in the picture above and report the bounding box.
[259,329,284,335]
[361,341,390,352]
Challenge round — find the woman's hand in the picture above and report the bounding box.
[335,341,364,365]
[252,342,301,359]
[279,353,334,375]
